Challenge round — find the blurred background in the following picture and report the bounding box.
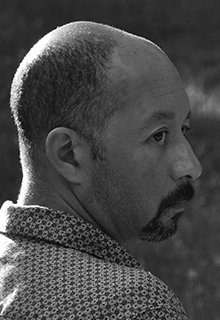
[0,0,220,319]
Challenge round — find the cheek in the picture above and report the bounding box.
[132,149,162,182]
[133,147,170,186]
[140,158,170,211]
[142,170,163,197]
[107,142,168,198]
[106,145,137,176]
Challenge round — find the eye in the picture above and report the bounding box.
[151,130,168,144]
[182,125,191,137]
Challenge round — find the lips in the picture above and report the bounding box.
[160,203,186,223]
[158,182,195,216]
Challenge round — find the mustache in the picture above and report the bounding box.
[158,181,195,214]
[140,181,195,242]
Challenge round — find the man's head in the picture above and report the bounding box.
[10,21,202,248]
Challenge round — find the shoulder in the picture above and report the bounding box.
[0,235,187,319]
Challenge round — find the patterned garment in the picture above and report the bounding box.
[0,201,188,320]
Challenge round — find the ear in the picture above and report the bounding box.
[45,127,92,184]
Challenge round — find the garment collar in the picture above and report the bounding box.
[0,201,142,269]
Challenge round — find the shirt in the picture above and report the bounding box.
[0,201,188,319]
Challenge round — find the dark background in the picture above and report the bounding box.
[1,1,220,319]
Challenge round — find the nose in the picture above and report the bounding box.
[170,142,202,181]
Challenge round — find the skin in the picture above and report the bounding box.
[18,22,202,260]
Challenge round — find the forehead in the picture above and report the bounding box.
[103,37,190,142]
[110,37,187,109]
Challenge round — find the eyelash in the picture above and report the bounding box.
[151,125,191,144]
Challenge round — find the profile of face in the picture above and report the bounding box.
[85,40,202,246]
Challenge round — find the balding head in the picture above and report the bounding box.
[11,22,116,162]
[10,21,179,171]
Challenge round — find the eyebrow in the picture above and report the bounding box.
[141,111,175,130]
[141,109,191,130]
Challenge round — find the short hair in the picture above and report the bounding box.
[10,29,119,163]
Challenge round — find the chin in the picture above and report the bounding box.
[140,217,179,242]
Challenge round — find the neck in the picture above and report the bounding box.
[18,175,147,266]
[18,174,102,232]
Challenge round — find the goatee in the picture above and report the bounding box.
[140,181,195,242]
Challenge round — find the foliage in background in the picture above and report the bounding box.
[1,0,220,319]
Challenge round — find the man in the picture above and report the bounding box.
[0,21,202,319]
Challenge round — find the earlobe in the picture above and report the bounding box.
[46,127,84,183]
